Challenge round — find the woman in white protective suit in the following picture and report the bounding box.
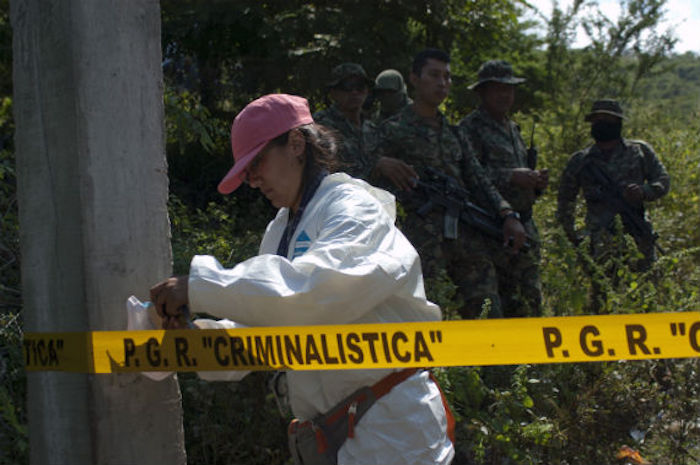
[150,93,454,465]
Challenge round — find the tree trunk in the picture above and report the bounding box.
[12,1,186,463]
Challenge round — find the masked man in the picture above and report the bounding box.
[557,99,670,310]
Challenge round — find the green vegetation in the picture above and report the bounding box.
[2,1,700,464]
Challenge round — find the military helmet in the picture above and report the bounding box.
[374,69,407,93]
[584,99,625,121]
[468,60,526,90]
[327,63,373,88]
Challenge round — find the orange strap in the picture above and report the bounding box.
[293,368,455,451]
[370,368,419,398]
[429,371,456,444]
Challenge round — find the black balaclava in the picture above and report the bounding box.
[591,120,622,142]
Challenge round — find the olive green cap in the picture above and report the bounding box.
[374,69,406,92]
[584,99,625,121]
[327,63,373,88]
[469,60,526,90]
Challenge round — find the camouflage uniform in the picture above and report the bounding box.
[557,99,670,312]
[557,138,670,266]
[371,105,512,317]
[314,105,377,179]
[441,59,542,318]
[314,63,377,180]
[459,107,542,317]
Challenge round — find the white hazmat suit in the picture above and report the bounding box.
[189,173,454,465]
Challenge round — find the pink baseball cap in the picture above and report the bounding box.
[217,94,314,194]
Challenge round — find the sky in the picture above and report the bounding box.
[526,0,700,54]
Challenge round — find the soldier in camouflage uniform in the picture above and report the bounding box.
[313,63,377,180]
[373,69,412,122]
[459,60,548,317]
[557,100,670,301]
[371,49,527,319]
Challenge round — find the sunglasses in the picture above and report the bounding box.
[336,81,368,92]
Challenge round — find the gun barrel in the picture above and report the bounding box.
[414,172,533,251]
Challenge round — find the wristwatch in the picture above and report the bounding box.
[502,210,521,221]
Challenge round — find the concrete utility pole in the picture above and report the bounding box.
[12,1,186,464]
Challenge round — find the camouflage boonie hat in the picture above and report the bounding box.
[327,63,373,88]
[584,99,625,121]
[374,69,407,92]
[468,60,526,90]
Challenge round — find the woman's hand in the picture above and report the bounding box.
[150,276,190,329]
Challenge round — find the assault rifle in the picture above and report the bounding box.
[583,161,664,255]
[413,167,531,250]
[526,120,544,197]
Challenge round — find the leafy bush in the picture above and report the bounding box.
[179,372,289,465]
[0,312,27,465]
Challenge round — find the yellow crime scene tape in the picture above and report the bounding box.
[23,312,700,373]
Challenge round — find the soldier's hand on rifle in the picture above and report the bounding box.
[501,211,526,253]
[623,183,644,206]
[150,276,190,329]
[535,169,549,191]
[375,156,418,191]
[510,167,542,190]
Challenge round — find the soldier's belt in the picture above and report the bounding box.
[24,312,700,373]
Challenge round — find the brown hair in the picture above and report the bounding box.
[267,123,340,188]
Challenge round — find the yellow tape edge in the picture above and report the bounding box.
[23,312,700,373]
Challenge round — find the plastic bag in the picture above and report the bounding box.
[125,295,251,382]
[126,295,173,381]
